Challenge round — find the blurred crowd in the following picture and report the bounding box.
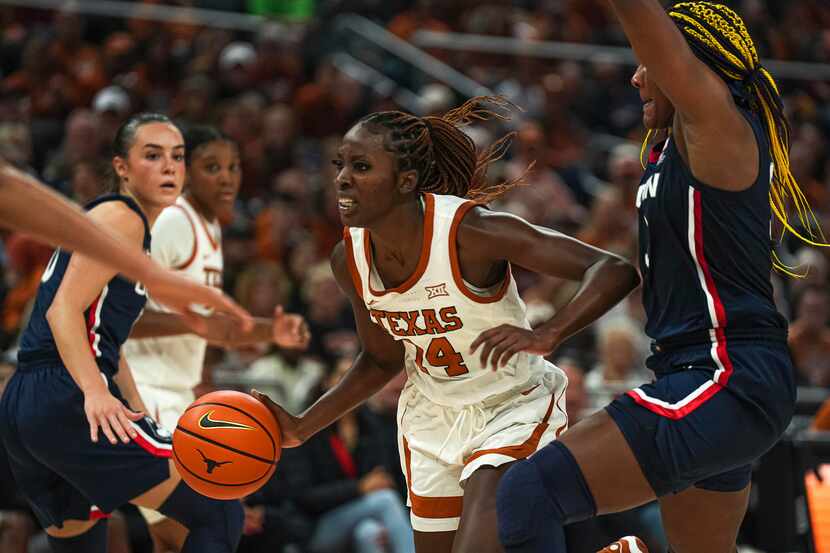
[0,0,828,552]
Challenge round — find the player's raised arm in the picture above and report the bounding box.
[253,241,404,447]
[466,208,640,369]
[607,0,735,124]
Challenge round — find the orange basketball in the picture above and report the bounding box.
[173,390,281,500]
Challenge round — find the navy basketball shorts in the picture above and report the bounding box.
[0,363,172,528]
[606,340,796,496]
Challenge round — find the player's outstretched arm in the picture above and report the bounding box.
[253,241,404,447]
[606,0,733,124]
[466,208,640,369]
[0,161,252,329]
[131,307,310,352]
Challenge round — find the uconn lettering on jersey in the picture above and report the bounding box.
[635,173,661,208]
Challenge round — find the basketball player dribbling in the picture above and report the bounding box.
[253,97,641,553]
[495,2,815,552]
[0,157,251,326]
[124,126,309,551]
[0,114,246,553]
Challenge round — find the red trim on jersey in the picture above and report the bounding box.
[86,293,101,356]
[171,205,199,270]
[692,190,735,385]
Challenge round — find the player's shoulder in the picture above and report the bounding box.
[456,204,525,244]
[330,240,348,280]
[330,240,361,299]
[153,203,196,234]
[87,198,145,244]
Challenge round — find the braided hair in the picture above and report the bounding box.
[357,96,528,204]
[665,1,826,271]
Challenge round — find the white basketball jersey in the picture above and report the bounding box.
[123,196,223,391]
[344,193,550,406]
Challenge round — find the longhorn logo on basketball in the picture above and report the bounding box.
[197,448,231,474]
[425,283,449,299]
[198,410,255,431]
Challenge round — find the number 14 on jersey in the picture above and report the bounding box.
[404,337,469,377]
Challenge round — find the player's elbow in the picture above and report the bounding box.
[45,294,73,329]
[603,255,641,292]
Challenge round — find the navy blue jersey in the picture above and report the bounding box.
[636,109,787,370]
[18,195,151,376]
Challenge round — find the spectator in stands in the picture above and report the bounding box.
[43,109,104,185]
[789,285,830,387]
[585,320,650,410]
[556,356,589,422]
[366,370,409,499]
[279,358,415,553]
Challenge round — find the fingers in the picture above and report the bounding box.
[98,416,118,445]
[478,331,513,369]
[499,344,523,368]
[490,335,521,370]
[90,418,99,443]
[469,328,494,354]
[125,407,145,421]
[273,305,284,319]
[251,389,274,407]
[109,413,131,444]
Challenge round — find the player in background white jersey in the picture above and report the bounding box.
[254,97,640,553]
[123,126,309,551]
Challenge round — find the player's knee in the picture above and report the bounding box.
[157,482,243,548]
[497,441,597,547]
[497,458,551,546]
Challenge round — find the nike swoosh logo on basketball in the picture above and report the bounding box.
[198,410,254,430]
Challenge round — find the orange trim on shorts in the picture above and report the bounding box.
[402,437,463,519]
[342,229,363,300]
[365,194,435,297]
[171,205,198,270]
[448,201,511,304]
[463,386,565,466]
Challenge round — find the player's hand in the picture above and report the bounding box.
[358,467,395,494]
[272,306,311,351]
[469,325,557,371]
[143,265,253,333]
[84,387,144,444]
[250,389,304,448]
